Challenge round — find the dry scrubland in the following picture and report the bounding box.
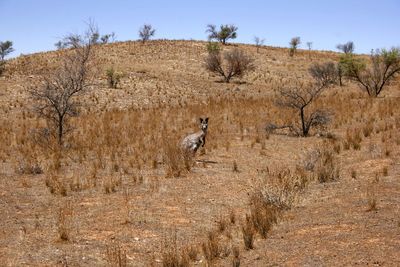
[0,40,399,266]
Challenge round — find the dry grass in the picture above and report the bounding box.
[57,200,74,241]
[201,231,222,264]
[241,215,256,250]
[105,241,127,267]
[1,40,399,266]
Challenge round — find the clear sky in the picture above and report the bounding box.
[0,0,399,57]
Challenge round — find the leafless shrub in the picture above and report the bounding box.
[204,48,255,83]
[30,23,96,145]
[309,61,338,85]
[274,63,336,136]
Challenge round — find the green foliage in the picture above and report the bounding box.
[341,48,400,96]
[206,42,221,54]
[339,54,366,77]
[0,40,14,75]
[206,24,238,45]
[106,68,123,88]
[0,41,14,60]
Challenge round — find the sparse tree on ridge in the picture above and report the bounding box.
[0,40,14,75]
[341,47,400,97]
[336,41,355,86]
[306,42,312,58]
[206,24,238,45]
[100,32,116,44]
[289,37,301,57]
[254,36,265,53]
[30,23,97,145]
[336,41,354,54]
[139,24,156,43]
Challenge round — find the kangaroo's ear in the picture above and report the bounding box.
[199,118,204,123]
[205,117,209,123]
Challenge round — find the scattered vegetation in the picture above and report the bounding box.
[106,67,123,88]
[139,24,156,43]
[271,62,336,136]
[341,47,400,97]
[206,24,238,45]
[289,36,301,57]
[254,36,265,53]
[0,40,14,75]
[204,48,255,83]
[30,24,96,145]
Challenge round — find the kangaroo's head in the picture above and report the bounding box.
[199,117,209,131]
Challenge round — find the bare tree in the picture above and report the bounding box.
[139,24,156,43]
[336,41,354,54]
[30,24,96,145]
[341,48,400,97]
[336,41,355,86]
[306,42,312,58]
[289,37,301,57]
[254,36,265,53]
[206,24,238,45]
[273,62,336,137]
[0,40,14,75]
[204,48,255,83]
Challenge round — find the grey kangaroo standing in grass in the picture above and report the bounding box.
[181,117,209,155]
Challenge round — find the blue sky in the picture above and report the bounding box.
[0,0,399,57]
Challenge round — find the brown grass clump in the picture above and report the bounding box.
[258,168,309,209]
[57,201,74,241]
[161,233,190,267]
[345,128,362,150]
[248,192,279,239]
[105,241,127,267]
[366,181,378,212]
[103,175,121,193]
[45,173,67,196]
[201,231,221,264]
[314,144,340,183]
[163,138,192,178]
[241,215,256,250]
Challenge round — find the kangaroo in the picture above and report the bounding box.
[181,117,209,155]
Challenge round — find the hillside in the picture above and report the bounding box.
[0,40,399,266]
